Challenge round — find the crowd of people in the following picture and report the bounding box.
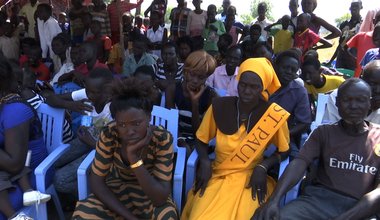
[0,0,379,219]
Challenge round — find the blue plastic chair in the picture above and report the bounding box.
[77,106,187,213]
[34,103,70,220]
[53,82,82,95]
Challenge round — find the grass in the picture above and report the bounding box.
[317,38,339,64]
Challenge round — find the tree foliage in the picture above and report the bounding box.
[250,0,274,21]
[165,6,173,24]
[335,13,351,27]
[240,13,254,25]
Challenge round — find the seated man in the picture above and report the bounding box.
[253,78,380,220]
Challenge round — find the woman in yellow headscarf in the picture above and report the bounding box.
[181,58,290,219]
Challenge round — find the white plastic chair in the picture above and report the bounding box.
[77,106,186,213]
[310,93,330,131]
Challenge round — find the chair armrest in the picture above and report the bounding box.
[35,143,70,192]
[185,149,199,197]
[77,150,96,200]
[173,146,186,213]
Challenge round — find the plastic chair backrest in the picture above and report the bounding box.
[151,106,179,150]
[36,103,65,153]
[315,93,329,127]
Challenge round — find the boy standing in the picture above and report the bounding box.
[293,13,332,57]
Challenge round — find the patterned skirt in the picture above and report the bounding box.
[72,178,178,220]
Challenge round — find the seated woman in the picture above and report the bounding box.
[72,77,178,219]
[0,57,50,219]
[181,58,290,219]
[165,50,218,152]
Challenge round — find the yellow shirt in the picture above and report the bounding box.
[304,74,345,100]
[19,2,39,38]
[182,105,289,220]
[273,29,293,54]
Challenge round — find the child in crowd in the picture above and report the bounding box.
[134,15,146,34]
[169,0,191,41]
[144,0,167,25]
[270,49,311,156]
[176,36,194,63]
[69,0,89,44]
[58,12,70,35]
[252,41,274,61]
[301,57,345,103]
[188,0,207,37]
[215,33,233,66]
[122,34,157,77]
[264,15,295,54]
[346,10,380,77]
[207,45,242,91]
[81,12,93,41]
[36,3,62,72]
[51,33,74,85]
[203,4,226,56]
[90,0,111,37]
[58,41,108,86]
[0,22,21,60]
[224,6,244,45]
[360,23,380,72]
[241,24,266,43]
[165,50,218,153]
[252,1,273,41]
[20,45,51,82]
[134,65,162,106]
[108,35,129,74]
[86,20,112,63]
[46,68,113,209]
[154,42,184,92]
[294,13,332,57]
[146,10,168,59]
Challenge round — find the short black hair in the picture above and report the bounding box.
[37,3,52,15]
[52,33,70,45]
[110,77,158,118]
[88,67,114,83]
[337,78,370,99]
[275,49,301,67]
[302,57,320,70]
[134,65,155,80]
[219,33,233,46]
[177,36,194,52]
[161,41,177,53]
[250,24,262,32]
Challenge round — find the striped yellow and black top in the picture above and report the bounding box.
[92,122,174,183]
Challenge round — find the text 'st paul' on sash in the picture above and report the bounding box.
[214,103,289,174]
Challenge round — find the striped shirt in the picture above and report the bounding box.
[27,92,74,144]
[154,62,184,81]
[90,9,111,37]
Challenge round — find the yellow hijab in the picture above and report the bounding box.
[236,58,281,101]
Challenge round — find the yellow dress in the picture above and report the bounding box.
[181,105,289,220]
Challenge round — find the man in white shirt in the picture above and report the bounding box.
[36,4,62,68]
[251,2,272,41]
